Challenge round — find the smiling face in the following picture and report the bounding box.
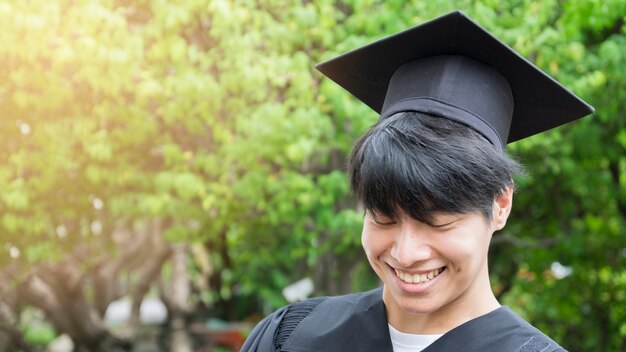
[348,112,521,332]
[361,190,512,333]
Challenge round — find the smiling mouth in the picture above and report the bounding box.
[392,267,446,284]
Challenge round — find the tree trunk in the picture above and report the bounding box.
[7,218,178,351]
[13,219,170,352]
[126,219,172,337]
[162,243,192,352]
[19,271,132,352]
[0,323,37,352]
[0,290,37,352]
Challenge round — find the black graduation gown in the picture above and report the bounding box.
[241,288,566,352]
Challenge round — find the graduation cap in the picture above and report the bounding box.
[316,10,594,152]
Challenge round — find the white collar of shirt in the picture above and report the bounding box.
[388,324,443,352]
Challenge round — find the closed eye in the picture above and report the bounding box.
[373,219,397,227]
[429,221,456,229]
[428,214,463,229]
[367,211,397,227]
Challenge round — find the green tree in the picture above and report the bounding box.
[0,1,624,351]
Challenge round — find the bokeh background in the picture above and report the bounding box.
[1,1,625,351]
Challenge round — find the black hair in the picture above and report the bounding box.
[348,112,523,225]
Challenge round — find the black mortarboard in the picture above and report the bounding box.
[316,10,594,152]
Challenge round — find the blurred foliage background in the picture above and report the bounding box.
[0,0,624,351]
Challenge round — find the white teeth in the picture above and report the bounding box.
[395,267,443,284]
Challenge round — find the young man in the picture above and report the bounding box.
[242,11,594,352]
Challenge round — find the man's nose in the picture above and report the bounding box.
[390,223,433,268]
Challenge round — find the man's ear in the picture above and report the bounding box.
[493,186,514,231]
